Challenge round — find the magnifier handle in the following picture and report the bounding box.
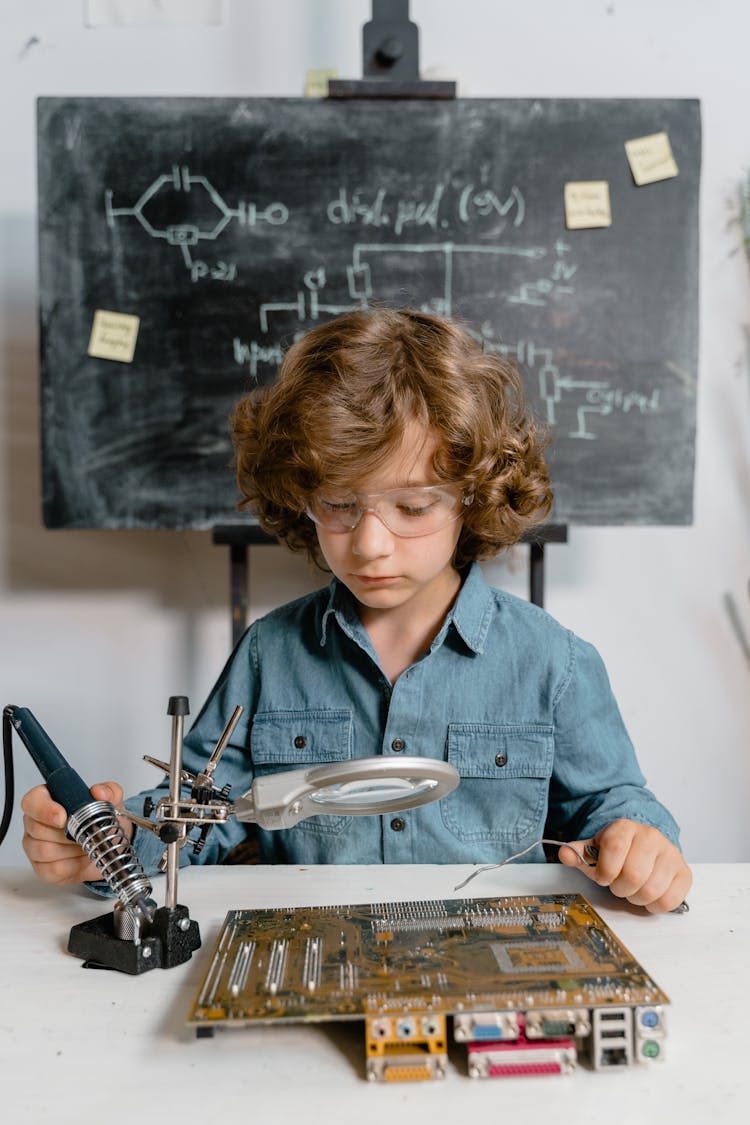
[232,766,311,829]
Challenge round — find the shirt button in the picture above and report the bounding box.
[391,738,406,752]
[495,753,507,767]
[390,817,406,832]
[294,735,307,749]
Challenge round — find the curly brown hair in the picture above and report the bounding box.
[231,308,553,569]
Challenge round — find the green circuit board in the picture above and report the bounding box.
[187,893,668,1029]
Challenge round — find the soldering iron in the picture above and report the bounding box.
[2,704,154,922]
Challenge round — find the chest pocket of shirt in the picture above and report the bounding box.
[250,709,354,837]
[441,723,554,846]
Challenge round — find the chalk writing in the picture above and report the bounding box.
[100,165,669,444]
[458,184,524,226]
[325,180,524,237]
[327,187,390,227]
[393,182,445,236]
[506,240,577,307]
[232,336,285,380]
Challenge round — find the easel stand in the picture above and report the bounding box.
[524,524,568,609]
[213,3,567,644]
[212,525,274,648]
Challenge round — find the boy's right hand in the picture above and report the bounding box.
[21,782,131,886]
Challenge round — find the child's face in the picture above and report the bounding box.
[313,421,465,619]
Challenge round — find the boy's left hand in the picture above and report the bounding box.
[559,818,692,914]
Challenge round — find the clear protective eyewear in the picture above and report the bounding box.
[306,484,473,538]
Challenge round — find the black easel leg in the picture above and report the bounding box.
[530,542,545,608]
[229,543,248,647]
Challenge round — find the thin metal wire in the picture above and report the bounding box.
[453,838,594,892]
[453,839,690,914]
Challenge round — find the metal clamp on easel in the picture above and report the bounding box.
[328,0,456,99]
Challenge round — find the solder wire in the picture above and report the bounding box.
[453,838,593,891]
[454,840,690,913]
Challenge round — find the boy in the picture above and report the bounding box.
[21,309,691,913]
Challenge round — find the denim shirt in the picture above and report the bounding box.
[125,563,680,878]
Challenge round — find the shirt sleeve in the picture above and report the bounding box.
[545,631,682,848]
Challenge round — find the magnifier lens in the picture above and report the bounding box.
[308,776,438,809]
[234,756,459,827]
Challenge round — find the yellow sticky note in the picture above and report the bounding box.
[87,309,140,363]
[305,69,338,97]
[564,181,612,230]
[624,131,679,186]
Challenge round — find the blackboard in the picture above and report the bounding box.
[37,96,701,529]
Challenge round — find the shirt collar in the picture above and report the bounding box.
[442,562,494,654]
[320,579,363,648]
[319,561,494,655]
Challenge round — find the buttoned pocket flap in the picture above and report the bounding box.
[251,709,353,767]
[446,723,553,779]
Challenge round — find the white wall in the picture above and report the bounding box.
[1,0,749,866]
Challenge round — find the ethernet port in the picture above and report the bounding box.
[600,1047,629,1067]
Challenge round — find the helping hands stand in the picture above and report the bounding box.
[61,697,460,974]
[68,695,235,973]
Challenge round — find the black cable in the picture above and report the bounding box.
[0,706,17,847]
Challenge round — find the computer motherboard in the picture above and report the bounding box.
[187,893,668,1081]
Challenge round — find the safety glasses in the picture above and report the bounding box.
[306,484,472,538]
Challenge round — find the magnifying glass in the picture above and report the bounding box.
[232,756,460,830]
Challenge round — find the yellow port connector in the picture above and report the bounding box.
[383,1064,432,1082]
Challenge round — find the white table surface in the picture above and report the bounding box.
[1,862,748,1124]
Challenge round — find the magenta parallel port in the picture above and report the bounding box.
[467,1033,577,1079]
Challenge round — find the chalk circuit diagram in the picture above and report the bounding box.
[104,165,661,441]
[105,164,288,283]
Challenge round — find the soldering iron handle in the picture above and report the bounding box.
[4,706,93,815]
